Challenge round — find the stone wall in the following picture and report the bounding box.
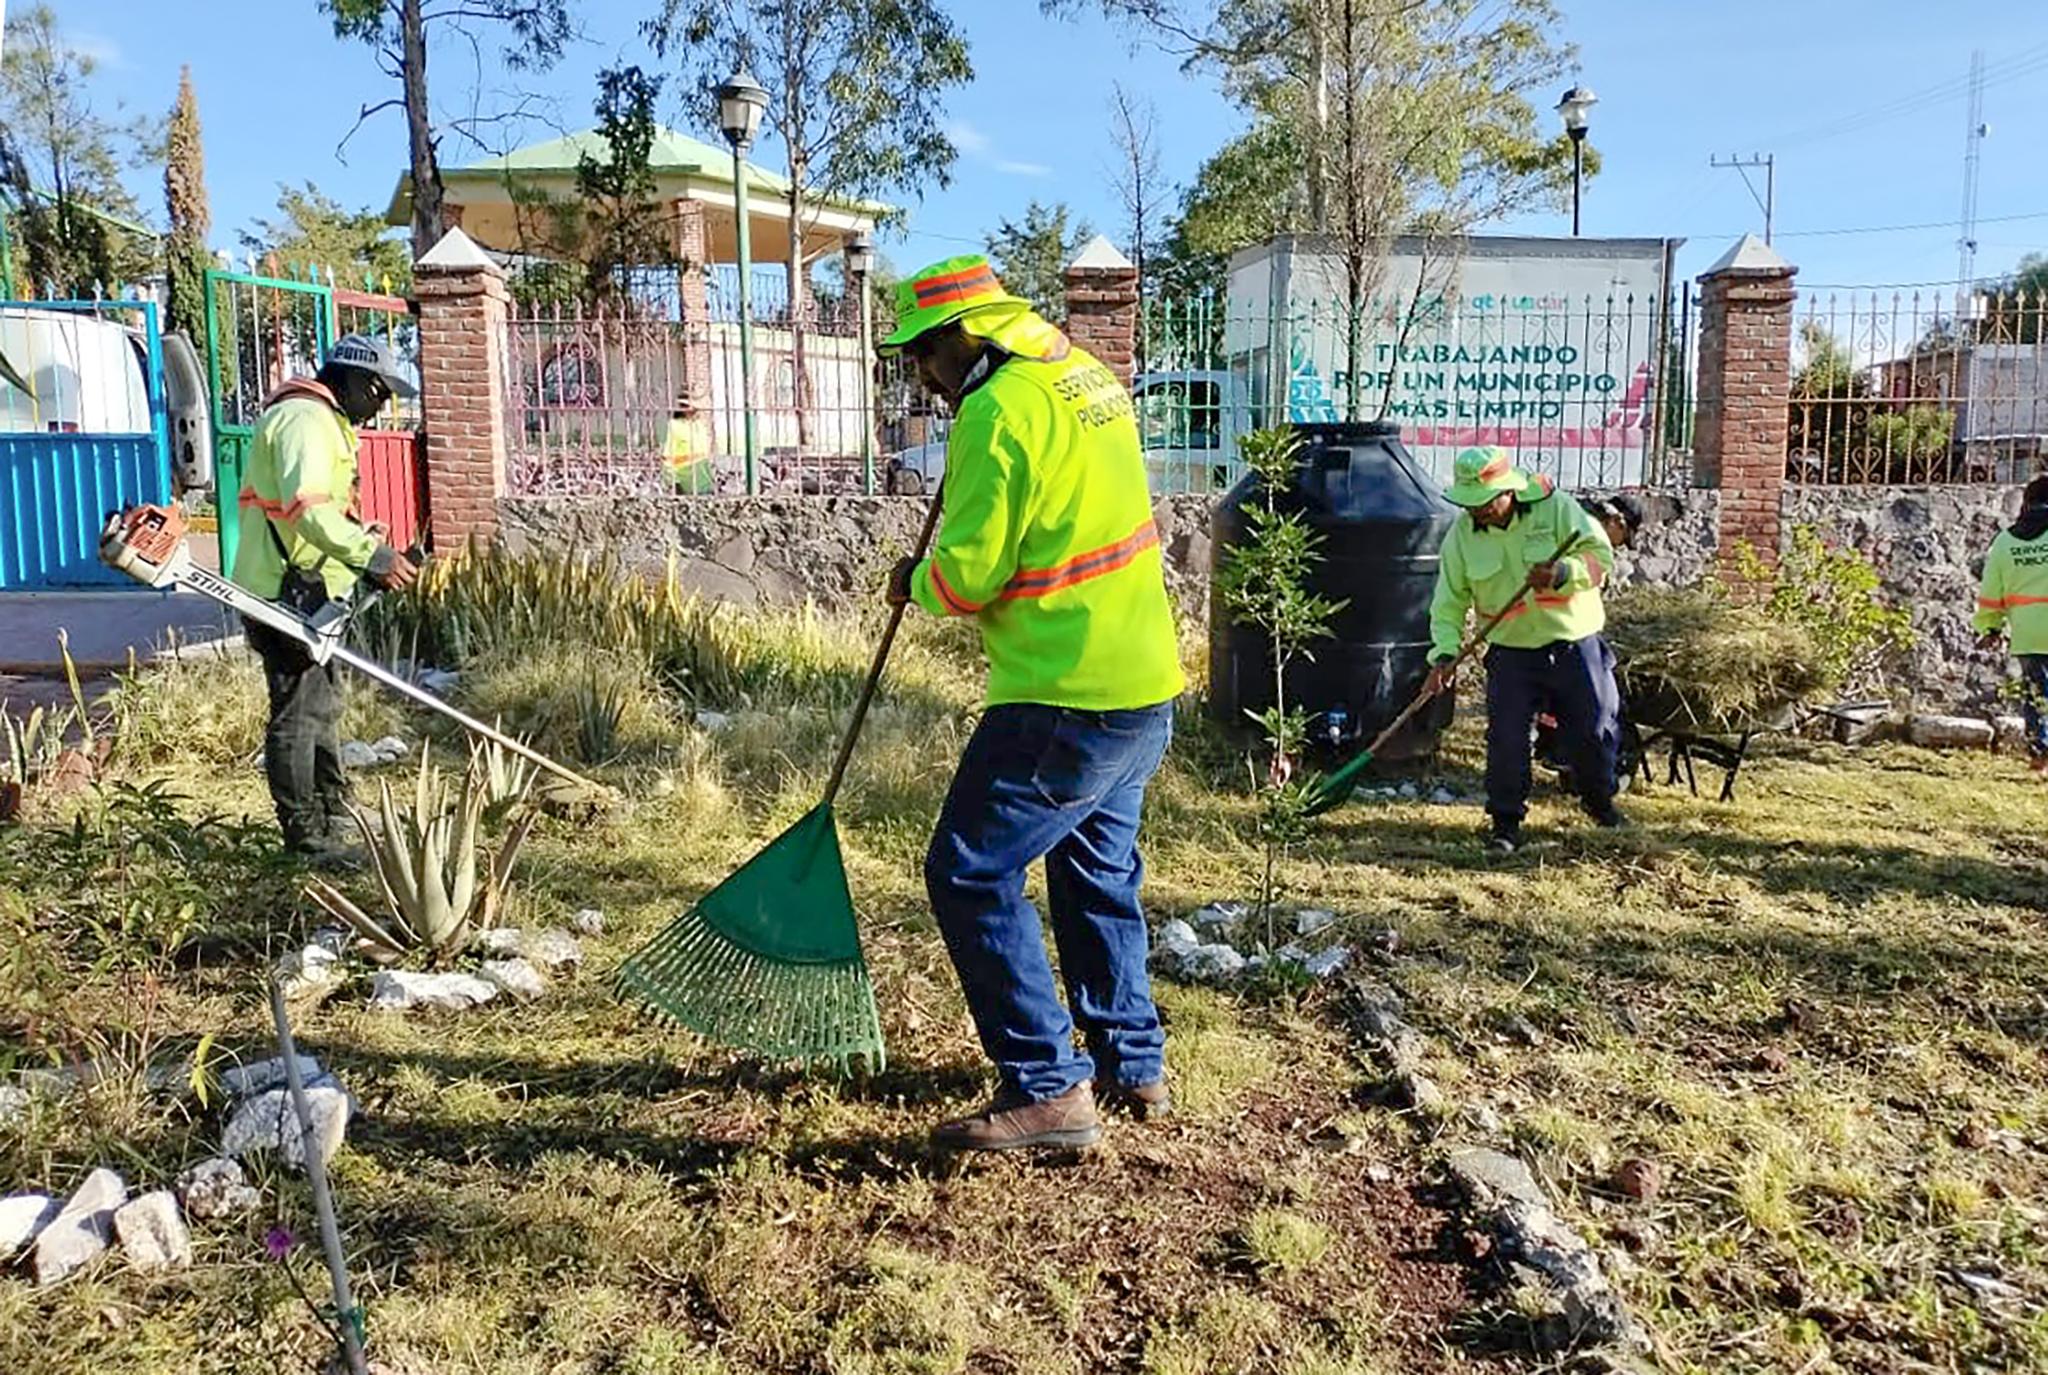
[498,484,2023,707]
[497,492,1223,621]
[1785,485,2021,708]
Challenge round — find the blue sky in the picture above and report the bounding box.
[37,0,2048,299]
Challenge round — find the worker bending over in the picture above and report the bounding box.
[1427,447,1622,854]
[1975,473,2048,772]
[230,335,419,865]
[883,255,1183,1152]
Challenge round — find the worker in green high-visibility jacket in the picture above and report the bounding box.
[881,255,1184,1154]
[1427,446,1622,855]
[1975,473,2048,772]
[230,334,419,866]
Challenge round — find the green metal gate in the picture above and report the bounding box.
[204,266,333,573]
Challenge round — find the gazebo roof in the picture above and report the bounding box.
[384,124,891,228]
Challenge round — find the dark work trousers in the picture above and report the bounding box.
[245,615,348,849]
[1485,634,1622,826]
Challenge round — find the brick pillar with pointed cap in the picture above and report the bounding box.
[1694,234,1798,571]
[414,227,510,549]
[1063,235,1140,391]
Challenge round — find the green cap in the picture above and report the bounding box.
[1441,445,1531,508]
[881,255,1028,352]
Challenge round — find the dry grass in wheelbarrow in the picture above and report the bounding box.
[1605,584,1832,732]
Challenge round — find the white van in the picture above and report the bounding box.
[0,305,154,435]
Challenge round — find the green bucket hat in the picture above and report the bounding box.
[1442,445,1532,508]
[881,254,1029,352]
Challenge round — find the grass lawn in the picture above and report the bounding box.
[3,593,2047,1374]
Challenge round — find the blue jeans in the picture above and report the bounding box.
[2023,655,2048,758]
[926,702,1174,1102]
[1485,635,1621,825]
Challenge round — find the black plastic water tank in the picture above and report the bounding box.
[1208,422,1459,763]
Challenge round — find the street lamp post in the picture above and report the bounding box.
[845,233,876,495]
[716,66,769,494]
[1556,84,1598,237]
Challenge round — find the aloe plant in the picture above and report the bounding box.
[306,746,535,967]
[2,705,65,786]
[472,726,536,824]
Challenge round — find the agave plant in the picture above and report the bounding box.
[472,725,536,824]
[306,745,535,967]
[2,704,67,786]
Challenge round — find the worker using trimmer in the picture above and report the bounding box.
[230,335,420,865]
[1427,447,1622,854]
[882,255,1183,1152]
[1975,473,2048,772]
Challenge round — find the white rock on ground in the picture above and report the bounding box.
[479,958,548,1002]
[417,668,460,695]
[695,710,733,733]
[222,1086,350,1171]
[473,928,524,957]
[273,944,343,1002]
[309,926,352,956]
[1302,946,1351,979]
[1189,902,1245,935]
[1154,940,1248,983]
[370,735,408,762]
[0,1193,59,1255]
[113,1191,192,1272]
[1428,786,1458,805]
[368,970,499,1012]
[33,1168,126,1285]
[176,1158,260,1221]
[1294,909,1337,936]
[1907,714,1995,750]
[1447,1146,1645,1353]
[1995,715,2028,747]
[520,927,584,971]
[1154,919,1199,950]
[571,907,605,936]
[221,1055,325,1101]
[0,1082,27,1127]
[339,741,381,769]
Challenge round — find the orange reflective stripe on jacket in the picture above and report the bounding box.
[930,561,985,615]
[1001,521,1160,601]
[1981,594,2048,609]
[237,487,332,522]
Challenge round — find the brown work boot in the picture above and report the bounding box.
[930,1082,1101,1152]
[1097,1079,1172,1121]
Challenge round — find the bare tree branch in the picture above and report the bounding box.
[334,97,408,163]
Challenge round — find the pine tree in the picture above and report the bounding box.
[163,67,211,344]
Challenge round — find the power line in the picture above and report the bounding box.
[1761,39,2048,150]
[1685,207,2048,241]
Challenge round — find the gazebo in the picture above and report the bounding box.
[383,125,886,285]
[387,128,896,493]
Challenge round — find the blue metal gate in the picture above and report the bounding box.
[0,300,172,589]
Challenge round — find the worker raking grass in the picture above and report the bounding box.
[1427,446,1624,854]
[883,255,1184,1152]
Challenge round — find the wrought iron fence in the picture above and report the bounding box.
[502,289,905,498]
[1789,290,2047,485]
[1143,291,1694,493]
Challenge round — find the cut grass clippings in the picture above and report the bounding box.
[3,580,2047,1373]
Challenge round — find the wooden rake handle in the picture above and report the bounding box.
[822,490,947,808]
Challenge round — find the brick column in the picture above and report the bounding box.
[1064,235,1140,390]
[414,228,511,549]
[1694,235,1797,571]
[676,199,713,416]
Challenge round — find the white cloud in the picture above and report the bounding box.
[67,32,127,69]
[948,119,1049,177]
[947,120,993,156]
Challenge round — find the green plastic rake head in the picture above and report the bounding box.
[617,494,945,1070]
[615,802,885,1067]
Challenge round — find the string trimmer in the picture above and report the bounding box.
[616,492,947,1069]
[1304,530,1584,816]
[97,503,598,794]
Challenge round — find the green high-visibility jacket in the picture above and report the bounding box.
[229,382,380,602]
[910,343,1184,710]
[1974,523,2048,655]
[1428,481,1614,662]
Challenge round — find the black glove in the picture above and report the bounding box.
[887,558,917,607]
